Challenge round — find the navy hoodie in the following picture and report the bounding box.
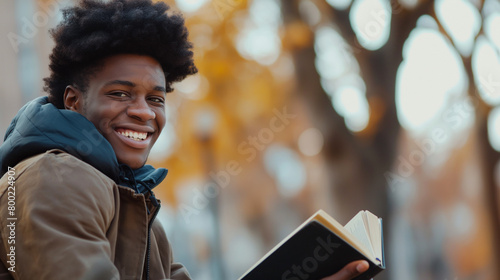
[0,96,167,196]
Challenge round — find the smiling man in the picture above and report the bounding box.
[0,0,368,280]
[0,1,196,279]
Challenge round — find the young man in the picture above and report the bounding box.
[0,0,369,279]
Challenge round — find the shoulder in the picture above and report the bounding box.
[20,149,114,184]
[3,149,116,201]
[0,150,118,232]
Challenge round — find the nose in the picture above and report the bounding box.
[127,98,155,121]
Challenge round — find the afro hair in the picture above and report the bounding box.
[44,0,197,109]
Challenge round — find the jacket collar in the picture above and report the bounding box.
[118,163,168,196]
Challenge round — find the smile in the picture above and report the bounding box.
[114,128,153,149]
[117,129,148,141]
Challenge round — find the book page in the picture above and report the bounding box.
[364,211,382,263]
[313,210,377,264]
[344,211,376,260]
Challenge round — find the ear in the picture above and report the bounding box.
[63,86,83,112]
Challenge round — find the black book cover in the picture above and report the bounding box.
[240,220,385,280]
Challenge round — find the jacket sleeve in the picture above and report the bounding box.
[0,152,120,280]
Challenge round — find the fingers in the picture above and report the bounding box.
[320,260,370,280]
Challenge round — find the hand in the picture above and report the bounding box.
[321,260,369,280]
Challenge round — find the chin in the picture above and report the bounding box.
[117,154,148,169]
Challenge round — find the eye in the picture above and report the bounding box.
[106,91,130,99]
[149,96,165,105]
[110,91,128,97]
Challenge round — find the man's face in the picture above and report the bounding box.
[65,54,167,169]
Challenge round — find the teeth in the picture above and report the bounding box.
[119,130,148,141]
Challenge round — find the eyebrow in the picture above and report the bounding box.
[104,80,166,93]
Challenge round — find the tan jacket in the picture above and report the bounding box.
[0,150,191,280]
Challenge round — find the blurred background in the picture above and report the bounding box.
[1,0,500,279]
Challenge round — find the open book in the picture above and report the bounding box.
[239,210,385,280]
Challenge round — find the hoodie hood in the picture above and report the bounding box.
[0,96,167,193]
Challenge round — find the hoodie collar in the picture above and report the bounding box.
[0,96,167,192]
[119,163,168,194]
